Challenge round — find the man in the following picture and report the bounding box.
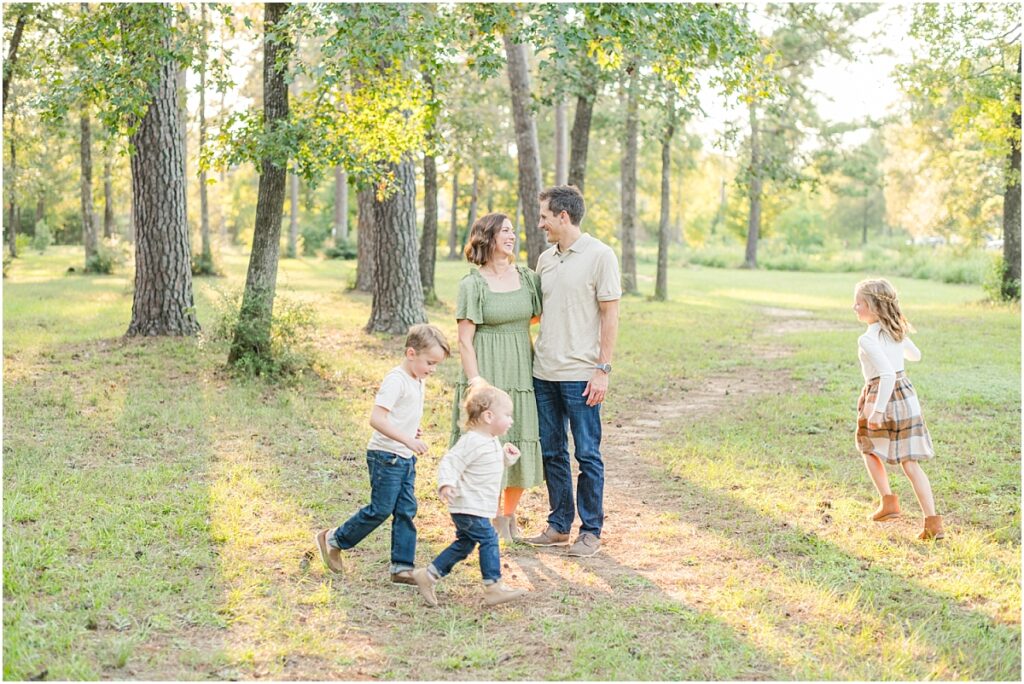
[523,185,621,557]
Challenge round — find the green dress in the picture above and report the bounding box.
[450,266,544,490]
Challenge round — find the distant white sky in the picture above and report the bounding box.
[694,3,918,151]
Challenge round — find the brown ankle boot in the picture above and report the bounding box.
[870,494,900,521]
[918,515,945,540]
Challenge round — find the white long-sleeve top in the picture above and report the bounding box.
[858,322,922,414]
[436,430,519,518]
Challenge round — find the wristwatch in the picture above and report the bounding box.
[594,363,612,374]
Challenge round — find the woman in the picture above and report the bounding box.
[450,212,543,541]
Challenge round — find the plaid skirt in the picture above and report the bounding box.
[856,372,935,465]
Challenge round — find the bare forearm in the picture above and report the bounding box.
[457,320,480,380]
[369,408,411,447]
[598,301,619,364]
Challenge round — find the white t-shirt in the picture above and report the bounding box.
[366,365,424,458]
[858,322,922,413]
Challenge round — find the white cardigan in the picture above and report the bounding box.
[858,322,922,414]
[436,431,519,518]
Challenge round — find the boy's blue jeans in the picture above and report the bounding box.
[430,513,501,583]
[330,450,417,573]
[533,378,604,537]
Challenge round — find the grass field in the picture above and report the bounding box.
[3,245,1020,680]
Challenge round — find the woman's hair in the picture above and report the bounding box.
[460,381,512,430]
[464,212,512,266]
[855,278,914,342]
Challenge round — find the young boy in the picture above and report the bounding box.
[316,323,450,584]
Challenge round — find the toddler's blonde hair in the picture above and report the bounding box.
[460,381,512,431]
[405,323,450,358]
[855,278,915,342]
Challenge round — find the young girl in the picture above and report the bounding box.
[412,383,529,606]
[853,278,943,540]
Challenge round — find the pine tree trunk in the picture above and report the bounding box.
[420,152,438,301]
[103,150,114,239]
[355,186,375,291]
[366,158,427,334]
[334,166,348,242]
[287,171,298,257]
[6,120,16,257]
[568,85,596,192]
[744,100,762,270]
[655,111,674,302]
[448,162,460,259]
[503,34,545,268]
[620,67,639,295]
[555,99,568,185]
[80,112,98,268]
[2,7,26,117]
[1002,45,1021,300]
[466,160,478,240]
[198,3,212,265]
[125,26,199,336]
[227,2,292,357]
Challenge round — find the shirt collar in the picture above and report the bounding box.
[556,233,591,257]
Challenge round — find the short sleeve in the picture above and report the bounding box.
[522,267,543,317]
[595,247,623,301]
[374,372,404,411]
[455,272,484,324]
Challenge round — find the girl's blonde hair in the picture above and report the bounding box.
[855,278,915,342]
[460,381,511,430]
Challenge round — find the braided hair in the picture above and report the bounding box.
[855,278,914,342]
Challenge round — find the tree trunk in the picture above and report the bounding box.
[420,152,438,302]
[1002,45,1022,300]
[466,160,478,241]
[744,100,762,270]
[2,8,26,117]
[620,67,639,295]
[366,158,426,334]
[198,2,212,265]
[503,34,545,268]
[655,109,675,302]
[80,112,98,268]
[218,89,227,245]
[355,186,376,291]
[35,196,44,230]
[287,171,298,257]
[333,166,348,242]
[6,117,16,257]
[125,25,199,336]
[227,2,292,357]
[103,149,114,238]
[447,161,460,259]
[568,85,597,192]
[555,99,568,185]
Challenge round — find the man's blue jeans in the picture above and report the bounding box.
[533,378,604,537]
[331,450,417,573]
[430,513,501,582]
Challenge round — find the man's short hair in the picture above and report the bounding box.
[539,185,585,226]
[405,323,450,358]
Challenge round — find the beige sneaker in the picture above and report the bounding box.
[522,525,570,547]
[391,570,416,586]
[483,581,527,606]
[412,568,438,607]
[567,532,601,557]
[315,528,345,573]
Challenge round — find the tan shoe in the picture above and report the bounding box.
[567,532,601,557]
[870,494,901,521]
[412,568,438,607]
[918,515,945,540]
[315,529,344,574]
[522,525,570,547]
[492,515,513,542]
[391,570,416,586]
[483,581,527,606]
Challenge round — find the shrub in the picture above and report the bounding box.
[14,234,30,254]
[31,221,53,253]
[3,254,11,278]
[323,239,357,260]
[209,287,321,379]
[191,251,221,277]
[983,255,1021,302]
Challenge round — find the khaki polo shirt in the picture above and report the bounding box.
[533,233,622,381]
